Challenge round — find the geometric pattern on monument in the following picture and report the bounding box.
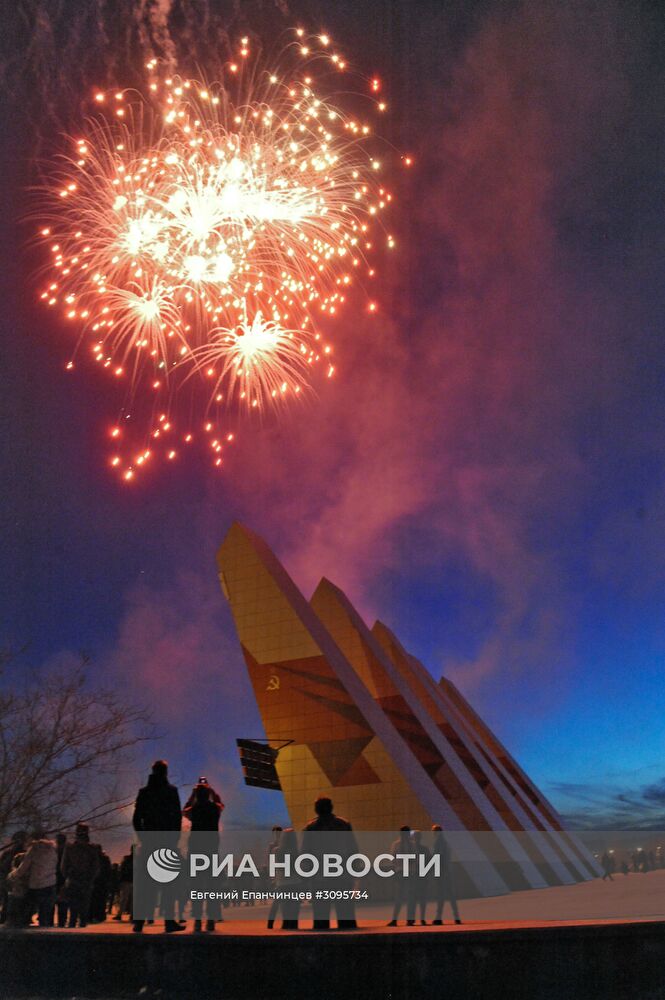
[311,582,516,841]
[240,648,336,691]
[310,589,509,839]
[440,677,562,828]
[309,583,390,696]
[309,587,472,807]
[240,646,371,742]
[356,641,396,699]
[438,678,598,879]
[370,621,528,831]
[437,743,528,832]
[271,660,354,694]
[396,656,558,835]
[335,753,382,787]
[306,736,378,786]
[374,625,594,884]
[295,687,373,737]
[377,695,445,767]
[429,762,491,830]
[397,647,587,882]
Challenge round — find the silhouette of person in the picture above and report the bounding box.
[132,759,184,934]
[183,782,223,832]
[54,833,68,927]
[91,846,112,921]
[431,824,461,925]
[302,797,357,930]
[271,828,301,930]
[114,848,134,921]
[411,830,431,925]
[183,776,225,814]
[387,827,412,926]
[133,760,182,834]
[600,852,614,881]
[266,826,283,929]
[61,823,100,928]
[185,783,223,932]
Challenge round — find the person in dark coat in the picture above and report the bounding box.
[410,830,431,925]
[132,760,184,934]
[183,783,223,832]
[600,852,615,881]
[108,862,120,915]
[55,833,68,927]
[90,847,112,921]
[133,760,182,834]
[61,824,99,928]
[266,826,283,929]
[270,828,301,930]
[182,776,225,815]
[431,824,461,925]
[113,848,134,921]
[302,796,357,930]
[387,827,413,926]
[184,783,223,932]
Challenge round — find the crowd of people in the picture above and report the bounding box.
[0,760,461,933]
[0,758,221,932]
[598,847,665,881]
[264,814,461,931]
[0,823,119,929]
[3,758,659,933]
[129,760,463,933]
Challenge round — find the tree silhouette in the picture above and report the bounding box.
[0,648,152,838]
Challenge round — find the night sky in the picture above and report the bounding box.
[1,0,664,839]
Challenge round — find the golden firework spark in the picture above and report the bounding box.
[37,30,397,479]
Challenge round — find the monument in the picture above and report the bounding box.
[217,522,600,896]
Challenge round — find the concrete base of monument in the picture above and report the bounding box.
[1,872,664,999]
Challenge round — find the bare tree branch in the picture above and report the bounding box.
[0,650,154,837]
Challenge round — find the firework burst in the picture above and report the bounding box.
[191,310,316,412]
[36,29,399,479]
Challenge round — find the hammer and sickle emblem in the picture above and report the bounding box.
[267,674,280,691]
